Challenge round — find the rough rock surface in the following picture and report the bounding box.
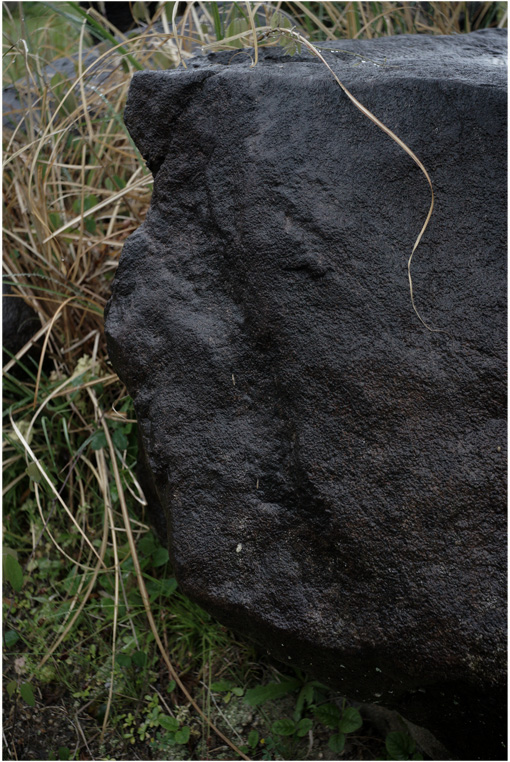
[105,30,507,759]
[3,284,41,369]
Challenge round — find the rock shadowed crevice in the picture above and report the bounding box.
[105,30,507,760]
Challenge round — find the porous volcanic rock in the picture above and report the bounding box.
[105,30,507,759]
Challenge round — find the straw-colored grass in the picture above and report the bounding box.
[3,2,506,760]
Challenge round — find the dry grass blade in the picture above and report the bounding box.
[2,318,50,374]
[245,1,259,65]
[94,443,120,741]
[257,25,444,333]
[42,172,151,243]
[32,296,76,407]
[91,393,252,761]
[34,488,110,673]
[10,415,107,569]
[5,5,503,759]
[354,6,407,39]
[293,0,339,39]
[172,0,187,68]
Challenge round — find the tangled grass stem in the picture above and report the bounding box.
[259,25,442,334]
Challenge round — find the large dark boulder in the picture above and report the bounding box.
[105,30,507,759]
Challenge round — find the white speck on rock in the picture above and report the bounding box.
[236,543,242,553]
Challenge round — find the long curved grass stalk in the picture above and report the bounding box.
[205,23,442,332]
[62,1,144,71]
[10,415,107,570]
[264,26,440,332]
[89,391,252,761]
[172,0,187,69]
[292,0,339,39]
[77,17,94,140]
[55,546,92,627]
[34,474,110,673]
[245,1,260,66]
[95,444,121,742]
[32,296,77,408]
[32,481,96,571]
[2,319,51,375]
[23,33,152,231]
[354,5,407,38]
[42,171,151,243]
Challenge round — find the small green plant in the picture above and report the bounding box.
[3,549,24,592]
[245,676,302,707]
[271,715,313,738]
[211,678,245,703]
[118,689,191,747]
[5,678,36,708]
[244,670,327,714]
[385,730,423,761]
[314,700,363,753]
[48,746,74,761]
[239,672,333,758]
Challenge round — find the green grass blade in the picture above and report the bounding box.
[210,3,224,40]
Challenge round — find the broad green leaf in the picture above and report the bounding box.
[156,577,177,597]
[211,680,235,692]
[90,430,107,450]
[62,571,81,596]
[100,597,116,617]
[270,11,292,30]
[283,38,297,56]
[116,653,131,668]
[248,729,259,748]
[245,678,301,707]
[271,718,296,736]
[112,429,128,450]
[151,547,169,567]
[4,553,23,592]
[314,702,342,728]
[4,630,20,648]
[48,212,62,231]
[294,682,316,720]
[231,686,244,697]
[85,217,96,234]
[139,534,157,555]
[83,195,99,212]
[225,17,250,49]
[20,682,35,707]
[132,650,147,667]
[113,175,126,190]
[167,680,176,693]
[302,683,315,705]
[270,11,281,29]
[58,748,70,761]
[296,717,313,737]
[159,715,179,732]
[328,732,346,753]
[175,726,190,744]
[385,731,416,760]
[26,462,42,482]
[6,680,17,698]
[339,706,363,734]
